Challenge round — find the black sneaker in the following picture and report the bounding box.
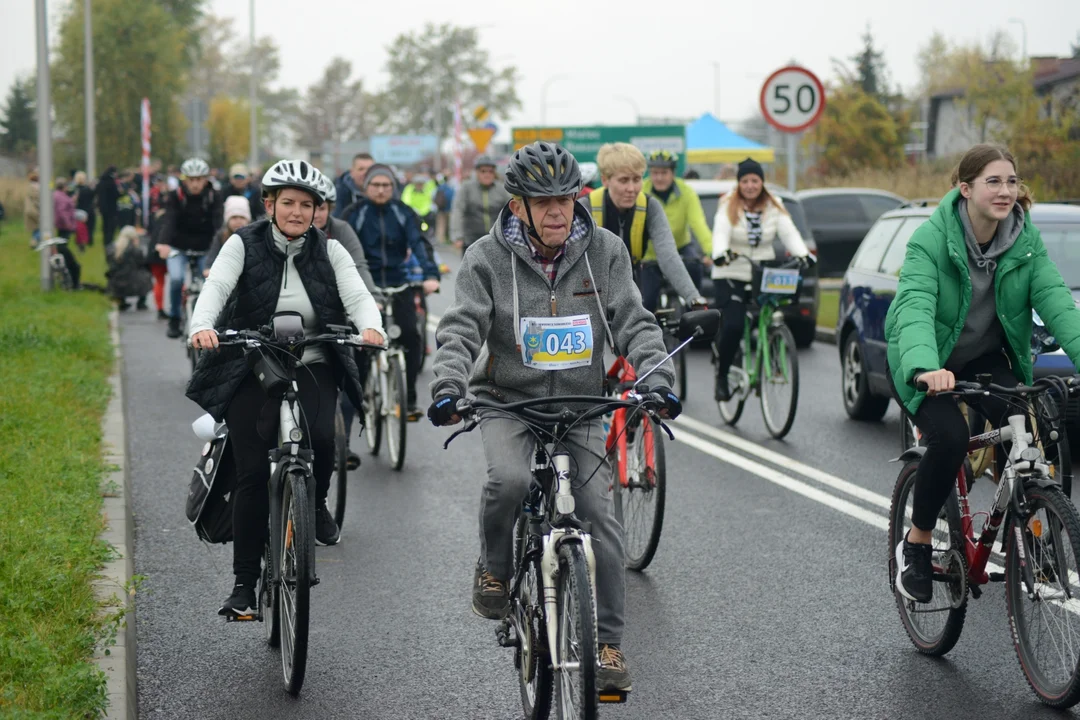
[895,538,934,603]
[157,309,169,321]
[316,504,340,546]
[407,405,423,423]
[714,373,731,402]
[472,561,509,619]
[166,316,182,339]
[598,644,633,692]
[136,297,148,311]
[218,581,257,616]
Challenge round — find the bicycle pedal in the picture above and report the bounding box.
[598,690,628,704]
[224,612,262,623]
[988,572,1005,583]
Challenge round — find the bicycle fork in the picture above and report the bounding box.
[540,453,597,670]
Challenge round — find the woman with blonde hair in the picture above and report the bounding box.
[106,226,152,310]
[711,158,813,400]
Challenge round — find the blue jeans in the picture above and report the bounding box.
[167,253,206,319]
[638,247,704,312]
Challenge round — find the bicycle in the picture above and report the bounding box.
[714,254,804,439]
[604,309,720,571]
[214,314,382,696]
[171,249,207,373]
[36,237,74,290]
[654,279,687,401]
[448,393,669,719]
[363,282,421,471]
[889,374,1080,708]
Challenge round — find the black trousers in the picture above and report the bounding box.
[712,278,748,379]
[901,353,1016,531]
[101,211,118,249]
[386,288,421,405]
[224,362,337,582]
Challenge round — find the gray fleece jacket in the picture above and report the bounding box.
[946,198,1024,371]
[431,203,675,403]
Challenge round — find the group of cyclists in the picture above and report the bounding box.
[171,132,1080,704]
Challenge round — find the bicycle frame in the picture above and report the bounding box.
[604,357,657,489]
[736,295,792,391]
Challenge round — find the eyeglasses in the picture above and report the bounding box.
[368,182,394,190]
[975,176,1022,192]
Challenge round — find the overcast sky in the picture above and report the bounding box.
[2,0,1078,137]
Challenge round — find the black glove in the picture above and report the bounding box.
[428,394,463,426]
[714,251,734,267]
[797,254,816,271]
[651,386,682,420]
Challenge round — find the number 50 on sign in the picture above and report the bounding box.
[759,66,826,134]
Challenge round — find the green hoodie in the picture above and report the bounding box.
[886,187,1080,416]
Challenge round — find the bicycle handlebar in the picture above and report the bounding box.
[209,327,386,352]
[455,393,666,426]
[720,251,809,272]
[915,375,1080,397]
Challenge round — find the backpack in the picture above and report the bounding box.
[185,433,236,543]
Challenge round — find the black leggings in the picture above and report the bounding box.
[387,288,421,405]
[224,362,337,582]
[712,278,748,379]
[903,353,1016,531]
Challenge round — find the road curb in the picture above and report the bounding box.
[93,311,137,720]
[816,326,837,345]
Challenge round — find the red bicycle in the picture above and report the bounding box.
[889,375,1080,708]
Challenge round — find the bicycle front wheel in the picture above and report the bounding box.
[279,472,313,696]
[329,402,348,528]
[514,517,553,719]
[364,355,382,455]
[555,542,598,720]
[716,345,745,426]
[260,544,279,648]
[760,323,799,439]
[1005,483,1080,708]
[385,353,408,471]
[619,418,666,571]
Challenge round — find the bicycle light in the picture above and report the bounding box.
[388,324,402,340]
[289,428,303,442]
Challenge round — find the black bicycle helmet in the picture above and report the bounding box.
[647,150,679,169]
[504,141,582,198]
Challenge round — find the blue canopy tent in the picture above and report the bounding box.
[685,113,774,163]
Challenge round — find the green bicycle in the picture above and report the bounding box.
[714,254,805,439]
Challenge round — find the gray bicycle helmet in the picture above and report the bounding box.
[261,159,324,206]
[314,171,337,204]
[504,141,581,198]
[180,157,210,178]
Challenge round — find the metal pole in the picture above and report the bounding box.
[83,0,95,178]
[713,62,721,118]
[35,0,54,290]
[786,133,797,192]
[192,98,201,156]
[540,75,568,126]
[249,0,257,170]
[1009,18,1027,64]
[434,79,443,173]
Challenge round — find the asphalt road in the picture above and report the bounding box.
[124,251,1079,719]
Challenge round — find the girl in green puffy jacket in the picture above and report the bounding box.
[885,143,1080,604]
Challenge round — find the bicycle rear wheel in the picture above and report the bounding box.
[1005,483,1080,708]
[888,459,967,656]
[385,353,408,471]
[329,403,348,528]
[279,471,313,696]
[555,542,597,720]
[364,355,383,456]
[618,417,666,571]
[514,517,553,719]
[760,323,799,439]
[716,344,745,426]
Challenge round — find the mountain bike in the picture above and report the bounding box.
[889,374,1080,708]
[363,283,421,471]
[215,314,382,696]
[714,254,804,439]
[36,237,74,290]
[604,310,720,571]
[654,279,688,400]
[172,249,207,373]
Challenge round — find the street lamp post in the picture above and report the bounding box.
[540,75,570,125]
[35,0,54,289]
[712,62,722,118]
[249,0,258,171]
[1008,18,1027,64]
[83,0,95,179]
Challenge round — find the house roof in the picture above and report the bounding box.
[930,57,1080,100]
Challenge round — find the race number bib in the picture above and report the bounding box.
[519,314,594,371]
[760,267,801,295]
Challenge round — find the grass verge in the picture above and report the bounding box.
[0,217,117,717]
[818,288,839,331]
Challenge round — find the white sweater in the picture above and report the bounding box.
[190,225,385,364]
[711,194,809,283]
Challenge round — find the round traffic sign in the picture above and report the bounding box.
[759,66,826,133]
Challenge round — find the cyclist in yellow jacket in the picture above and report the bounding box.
[642,150,712,293]
[582,143,705,312]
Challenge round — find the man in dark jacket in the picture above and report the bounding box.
[223,162,264,220]
[333,153,375,218]
[155,158,223,338]
[343,163,439,418]
[97,166,121,248]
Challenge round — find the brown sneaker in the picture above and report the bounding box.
[472,560,509,619]
[597,644,632,692]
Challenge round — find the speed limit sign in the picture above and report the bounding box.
[759,66,826,133]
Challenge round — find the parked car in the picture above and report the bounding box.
[689,180,820,348]
[836,202,1080,450]
[795,188,905,279]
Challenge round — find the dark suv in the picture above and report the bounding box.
[796,188,905,278]
[836,202,1080,446]
[689,180,819,348]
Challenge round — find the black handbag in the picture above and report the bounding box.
[186,433,236,544]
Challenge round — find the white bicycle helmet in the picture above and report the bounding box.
[261,159,324,206]
[579,161,599,187]
[314,171,337,204]
[180,157,210,178]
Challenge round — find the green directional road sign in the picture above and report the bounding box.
[511,125,686,175]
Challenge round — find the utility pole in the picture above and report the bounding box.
[249,0,257,171]
[35,0,55,290]
[83,0,95,178]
